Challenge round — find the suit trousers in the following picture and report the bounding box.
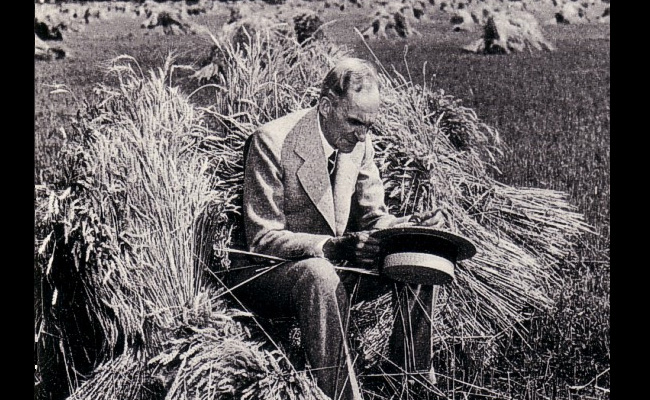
[228,257,435,400]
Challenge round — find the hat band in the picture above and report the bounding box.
[383,252,455,277]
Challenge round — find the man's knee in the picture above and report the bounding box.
[292,258,341,297]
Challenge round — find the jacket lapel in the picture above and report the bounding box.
[294,109,337,235]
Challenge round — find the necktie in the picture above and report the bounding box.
[327,150,337,184]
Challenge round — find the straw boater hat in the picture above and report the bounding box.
[371,226,476,285]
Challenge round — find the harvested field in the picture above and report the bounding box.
[34,2,609,400]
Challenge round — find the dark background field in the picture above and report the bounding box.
[34,4,610,398]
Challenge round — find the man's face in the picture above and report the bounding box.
[321,86,380,154]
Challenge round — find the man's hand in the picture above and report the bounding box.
[410,209,447,228]
[323,231,381,269]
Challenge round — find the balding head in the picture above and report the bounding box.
[320,58,380,104]
[318,58,381,153]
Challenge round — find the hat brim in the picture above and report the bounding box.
[370,226,477,260]
[370,227,477,285]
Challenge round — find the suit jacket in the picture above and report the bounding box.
[243,107,397,260]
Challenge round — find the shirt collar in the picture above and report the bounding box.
[317,112,336,158]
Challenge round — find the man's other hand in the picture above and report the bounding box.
[323,231,381,268]
[410,209,447,228]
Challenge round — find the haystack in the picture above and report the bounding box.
[554,1,587,24]
[35,33,67,61]
[34,4,79,59]
[470,5,495,25]
[463,10,555,54]
[138,1,204,35]
[35,18,64,41]
[411,0,429,20]
[141,11,199,35]
[191,14,285,83]
[35,7,68,40]
[293,10,325,45]
[544,0,609,24]
[35,2,110,40]
[35,53,330,400]
[141,11,201,35]
[361,2,422,40]
[83,5,107,23]
[597,6,610,23]
[100,2,138,20]
[324,0,346,11]
[193,4,316,84]
[389,0,430,21]
[36,23,591,400]
[271,3,327,45]
[184,0,215,16]
[222,2,290,40]
[57,3,107,29]
[451,9,476,31]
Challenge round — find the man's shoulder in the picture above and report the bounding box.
[254,107,314,147]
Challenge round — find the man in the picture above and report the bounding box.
[235,58,444,399]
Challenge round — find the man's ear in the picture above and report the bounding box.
[319,97,331,117]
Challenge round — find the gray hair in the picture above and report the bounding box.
[319,58,379,102]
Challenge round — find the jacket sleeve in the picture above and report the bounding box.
[243,131,332,260]
[352,134,401,231]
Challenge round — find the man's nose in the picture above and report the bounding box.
[354,128,367,142]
